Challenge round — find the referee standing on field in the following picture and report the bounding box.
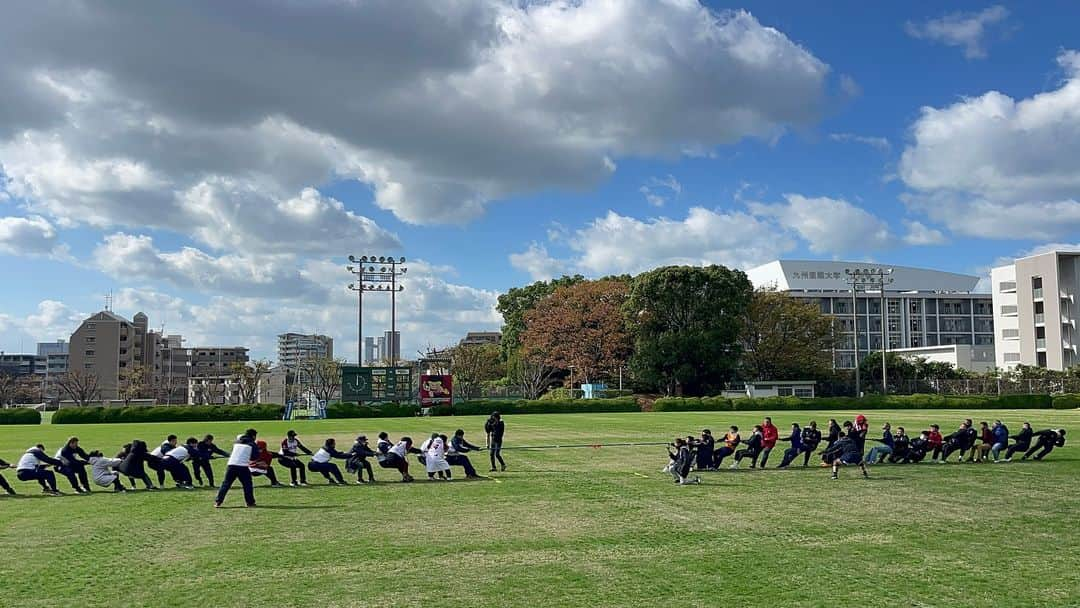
[485,412,506,472]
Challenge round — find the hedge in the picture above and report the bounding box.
[1052,394,1080,410]
[325,402,419,419]
[0,408,42,425]
[654,393,1056,412]
[51,404,284,424]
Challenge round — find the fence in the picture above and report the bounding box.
[872,377,1080,396]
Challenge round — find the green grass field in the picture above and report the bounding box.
[0,409,1077,608]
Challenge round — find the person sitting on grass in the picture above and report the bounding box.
[713,426,740,467]
[159,438,197,489]
[865,423,894,465]
[800,421,822,467]
[1022,429,1066,461]
[116,440,157,490]
[776,422,803,469]
[346,435,377,484]
[887,428,910,463]
[87,450,127,493]
[927,424,944,462]
[823,421,869,480]
[1003,423,1034,461]
[54,437,92,494]
[904,431,931,464]
[15,444,63,495]
[248,440,285,487]
[990,420,1010,462]
[191,434,229,488]
[939,420,973,463]
[668,437,699,485]
[215,430,258,508]
[447,430,481,479]
[730,425,763,470]
[279,430,313,487]
[0,457,17,496]
[969,421,994,463]
[308,438,349,485]
[695,430,715,471]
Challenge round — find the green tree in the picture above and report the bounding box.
[740,288,838,381]
[496,275,584,359]
[451,343,505,399]
[625,265,752,396]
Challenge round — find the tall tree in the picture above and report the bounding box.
[521,278,633,384]
[0,373,17,406]
[626,265,753,396]
[507,347,558,400]
[740,288,839,381]
[451,343,504,399]
[298,357,341,402]
[497,275,585,359]
[56,370,101,407]
[231,360,271,404]
[118,365,146,406]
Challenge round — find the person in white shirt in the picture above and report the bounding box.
[16,444,62,495]
[423,433,451,481]
[160,438,197,489]
[147,435,178,487]
[0,457,15,495]
[307,438,349,485]
[87,450,127,492]
[214,429,259,508]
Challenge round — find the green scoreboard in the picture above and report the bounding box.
[341,365,413,402]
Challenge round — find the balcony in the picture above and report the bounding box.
[1035,313,1045,325]
[1000,305,1018,317]
[1032,288,1044,300]
[1036,338,1046,350]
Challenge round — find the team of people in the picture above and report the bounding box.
[0,412,511,504]
[666,415,1067,484]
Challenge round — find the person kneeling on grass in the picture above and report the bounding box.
[346,435,377,484]
[668,438,699,485]
[87,450,127,492]
[308,438,349,485]
[117,440,157,490]
[0,457,17,495]
[15,444,62,495]
[448,430,481,479]
[1022,429,1066,461]
[823,422,869,480]
[729,426,763,470]
[215,430,258,508]
[776,422,803,469]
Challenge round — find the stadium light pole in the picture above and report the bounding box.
[347,255,407,366]
[846,267,894,395]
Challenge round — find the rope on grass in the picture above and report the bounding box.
[488,441,671,451]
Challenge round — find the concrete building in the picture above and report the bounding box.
[459,331,501,347]
[68,310,143,400]
[992,250,1079,371]
[257,365,293,404]
[747,260,995,370]
[0,353,37,377]
[35,341,69,402]
[189,347,249,377]
[278,333,334,370]
[891,344,997,373]
[381,330,400,363]
[363,336,378,365]
[188,375,243,405]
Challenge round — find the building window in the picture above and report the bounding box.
[999,281,1016,292]
[794,387,814,398]
[1004,353,1021,363]
[975,336,994,345]
[1002,329,1019,339]
[1000,305,1018,316]
[1037,352,1047,367]
[85,350,95,356]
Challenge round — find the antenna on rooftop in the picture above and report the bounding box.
[104,291,113,312]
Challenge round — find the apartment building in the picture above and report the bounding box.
[747,260,995,370]
[278,333,334,369]
[992,250,1079,371]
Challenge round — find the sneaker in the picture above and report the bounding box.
[1004,458,1012,463]
[245,503,257,508]
[213,502,222,508]
[830,474,838,480]
[729,463,739,470]
[270,483,285,488]
[299,482,309,487]
[5,489,15,496]
[863,471,870,479]
[290,481,299,487]
[489,468,497,472]
[501,465,507,472]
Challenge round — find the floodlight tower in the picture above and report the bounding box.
[346,255,407,366]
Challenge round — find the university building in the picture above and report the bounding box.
[992,250,1079,371]
[747,260,995,370]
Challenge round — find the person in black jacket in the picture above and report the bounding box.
[823,421,869,480]
[695,430,715,471]
[905,431,931,463]
[1022,429,1066,461]
[800,421,822,467]
[191,434,229,487]
[887,427,911,463]
[776,423,803,468]
[346,435,377,484]
[821,419,841,464]
[116,440,157,490]
[730,425,763,469]
[56,437,92,493]
[485,412,506,472]
[939,421,974,463]
[1003,423,1034,461]
[0,457,16,495]
[448,429,481,479]
[308,438,350,485]
[667,438,699,485]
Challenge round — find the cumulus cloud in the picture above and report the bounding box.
[0,1,831,233]
[748,194,893,254]
[639,175,682,207]
[509,243,567,282]
[0,299,86,353]
[829,132,891,152]
[900,51,1080,239]
[0,214,67,258]
[905,5,1010,59]
[902,220,947,245]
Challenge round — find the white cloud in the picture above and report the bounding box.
[0,1,831,233]
[829,132,891,152]
[905,5,1010,59]
[748,194,893,254]
[0,214,67,258]
[902,220,947,245]
[900,51,1080,239]
[509,243,567,282]
[639,174,682,207]
[0,299,86,353]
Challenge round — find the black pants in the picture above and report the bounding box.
[801,445,819,466]
[758,447,774,468]
[1005,443,1029,459]
[447,454,477,477]
[713,447,734,465]
[941,443,965,461]
[17,468,57,491]
[0,473,13,493]
[253,467,280,485]
[279,459,307,484]
[778,447,800,468]
[192,459,215,486]
[888,449,909,463]
[695,449,713,470]
[308,461,345,483]
[353,459,374,482]
[58,466,85,491]
[489,441,505,470]
[1025,443,1054,460]
[63,462,90,490]
[931,445,943,460]
[163,459,192,486]
[126,473,154,489]
[147,458,166,486]
[734,448,760,467]
[215,465,255,506]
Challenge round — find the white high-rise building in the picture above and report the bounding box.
[991,250,1079,371]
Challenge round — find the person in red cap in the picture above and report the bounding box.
[759,417,779,468]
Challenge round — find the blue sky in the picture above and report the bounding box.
[1,1,1078,361]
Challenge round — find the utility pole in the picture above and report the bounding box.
[846,267,894,395]
[347,255,407,366]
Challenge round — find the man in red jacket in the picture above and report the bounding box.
[759,417,779,468]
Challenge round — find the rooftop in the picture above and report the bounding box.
[746,260,980,293]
